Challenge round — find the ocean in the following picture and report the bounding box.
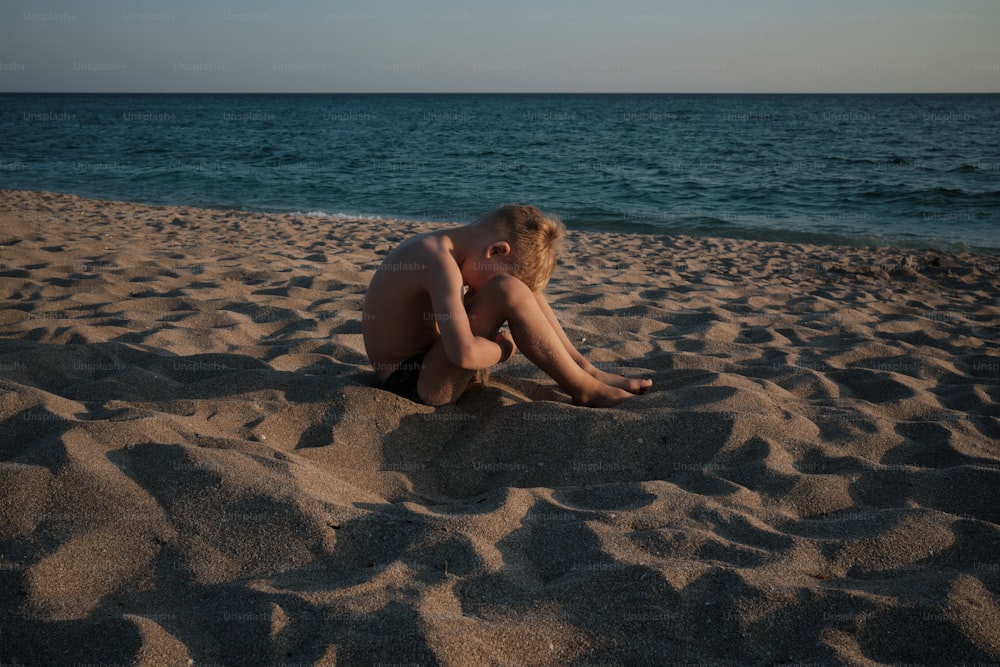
[1,93,998,252]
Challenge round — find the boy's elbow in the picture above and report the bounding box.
[446,342,479,370]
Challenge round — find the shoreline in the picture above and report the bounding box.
[2,187,999,664]
[4,187,1000,259]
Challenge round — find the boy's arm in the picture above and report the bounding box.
[426,257,504,370]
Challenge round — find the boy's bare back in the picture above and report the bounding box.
[361,229,456,382]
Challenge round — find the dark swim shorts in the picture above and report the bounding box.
[381,354,426,404]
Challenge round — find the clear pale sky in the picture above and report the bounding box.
[1,0,998,93]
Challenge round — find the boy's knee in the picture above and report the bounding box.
[481,274,532,306]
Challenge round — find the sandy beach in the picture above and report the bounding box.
[1,188,999,666]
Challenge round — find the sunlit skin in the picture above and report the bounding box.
[362,218,653,407]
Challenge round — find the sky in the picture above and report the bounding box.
[1,0,998,93]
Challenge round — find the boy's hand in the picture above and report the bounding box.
[496,330,516,362]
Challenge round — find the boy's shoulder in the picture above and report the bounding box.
[384,229,454,264]
[375,230,459,285]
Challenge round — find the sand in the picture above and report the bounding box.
[1,188,999,666]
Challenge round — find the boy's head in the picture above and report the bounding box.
[473,205,565,292]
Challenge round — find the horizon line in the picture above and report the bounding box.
[2,90,999,95]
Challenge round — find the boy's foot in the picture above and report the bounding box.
[572,380,636,408]
[589,367,653,394]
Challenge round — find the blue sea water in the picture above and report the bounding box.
[1,93,998,252]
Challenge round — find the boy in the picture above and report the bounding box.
[361,205,652,407]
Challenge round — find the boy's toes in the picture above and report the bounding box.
[627,377,653,394]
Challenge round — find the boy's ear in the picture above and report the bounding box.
[487,241,511,257]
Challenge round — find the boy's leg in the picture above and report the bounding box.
[533,292,652,394]
[417,275,632,407]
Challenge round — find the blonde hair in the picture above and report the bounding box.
[477,204,565,292]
